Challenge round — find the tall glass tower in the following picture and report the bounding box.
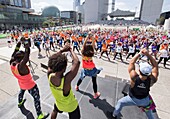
[73,0,80,11]
[111,0,115,12]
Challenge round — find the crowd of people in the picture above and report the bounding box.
[9,27,170,67]
[8,26,170,119]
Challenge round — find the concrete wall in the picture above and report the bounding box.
[140,0,164,24]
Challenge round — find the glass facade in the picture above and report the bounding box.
[0,0,31,8]
[0,0,42,30]
[18,0,22,7]
[14,0,18,6]
[0,6,44,30]
[10,0,14,5]
[25,0,28,8]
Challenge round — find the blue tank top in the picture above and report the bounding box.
[97,41,102,48]
[152,45,157,52]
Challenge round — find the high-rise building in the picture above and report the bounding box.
[139,0,164,24]
[111,0,115,12]
[73,0,80,11]
[83,0,109,24]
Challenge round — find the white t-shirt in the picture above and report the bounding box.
[116,46,122,53]
[7,37,12,42]
[128,46,135,53]
[160,49,168,58]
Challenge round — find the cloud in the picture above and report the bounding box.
[31,0,73,12]
[32,2,50,12]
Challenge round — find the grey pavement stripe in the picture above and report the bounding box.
[114,81,118,106]
[0,69,13,76]
[0,88,12,96]
[78,79,91,104]
[157,109,170,114]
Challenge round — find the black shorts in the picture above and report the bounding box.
[123,48,128,52]
[7,41,11,43]
[54,104,81,119]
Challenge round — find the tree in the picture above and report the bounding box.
[42,18,56,27]
[157,16,165,25]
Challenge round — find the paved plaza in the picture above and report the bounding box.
[0,42,170,119]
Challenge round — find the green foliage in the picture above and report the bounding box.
[157,16,165,25]
[42,17,56,27]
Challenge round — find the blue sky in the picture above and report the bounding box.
[31,0,170,14]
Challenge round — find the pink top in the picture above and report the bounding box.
[11,64,36,90]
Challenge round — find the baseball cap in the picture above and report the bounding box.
[139,62,152,76]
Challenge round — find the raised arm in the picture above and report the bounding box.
[19,44,30,70]
[81,35,88,53]
[10,41,21,64]
[65,48,80,83]
[92,36,95,50]
[128,52,140,81]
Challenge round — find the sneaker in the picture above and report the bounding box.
[93,92,101,99]
[37,113,50,119]
[75,85,79,91]
[18,99,26,108]
[106,111,117,119]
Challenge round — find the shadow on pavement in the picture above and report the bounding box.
[78,89,117,119]
[19,105,35,119]
[32,75,39,81]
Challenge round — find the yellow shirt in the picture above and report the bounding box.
[48,73,78,112]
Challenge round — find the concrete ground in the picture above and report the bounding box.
[0,44,170,119]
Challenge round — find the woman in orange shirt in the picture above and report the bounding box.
[10,41,49,119]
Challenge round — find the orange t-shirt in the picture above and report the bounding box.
[102,43,107,51]
[78,36,83,42]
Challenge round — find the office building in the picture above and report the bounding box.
[73,0,80,11]
[0,0,43,30]
[83,0,109,24]
[139,0,164,24]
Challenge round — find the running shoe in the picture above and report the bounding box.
[18,99,26,108]
[93,92,101,99]
[37,113,50,119]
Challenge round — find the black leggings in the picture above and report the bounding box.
[158,57,168,67]
[77,76,98,93]
[54,104,81,119]
[126,53,135,59]
[114,52,123,61]
[73,46,79,53]
[18,85,42,116]
[100,51,109,57]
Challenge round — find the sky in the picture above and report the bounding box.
[31,0,170,15]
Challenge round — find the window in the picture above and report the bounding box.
[18,0,22,7]
[10,0,14,5]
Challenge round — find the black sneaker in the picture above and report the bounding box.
[106,111,117,119]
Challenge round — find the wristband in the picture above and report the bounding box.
[15,47,20,50]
